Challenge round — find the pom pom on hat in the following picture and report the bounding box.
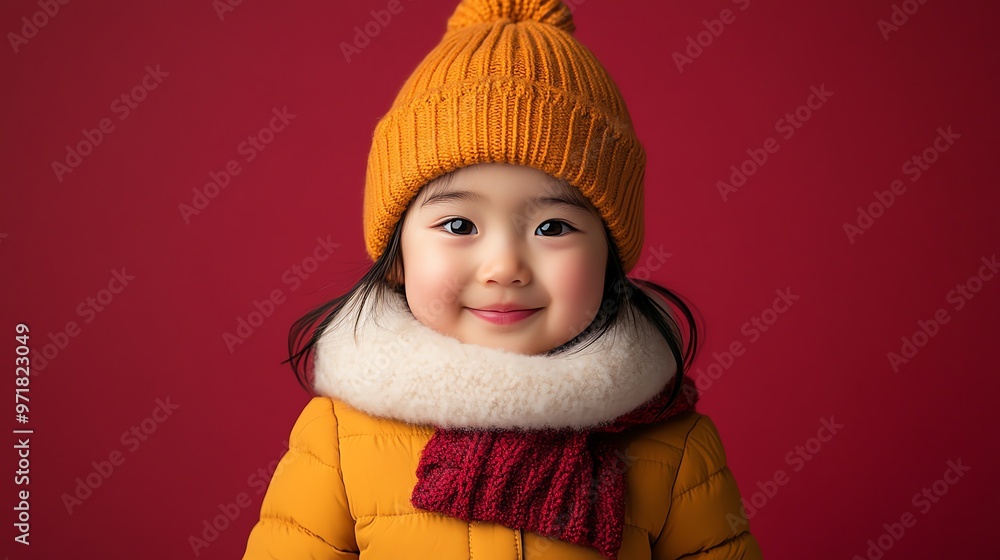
[363,0,647,272]
[447,0,575,34]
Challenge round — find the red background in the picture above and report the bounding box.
[3,0,999,558]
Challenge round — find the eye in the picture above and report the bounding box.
[440,218,477,236]
[535,220,576,237]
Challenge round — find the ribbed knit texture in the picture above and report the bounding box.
[363,0,647,272]
[411,375,699,560]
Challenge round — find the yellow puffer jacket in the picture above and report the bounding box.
[242,397,763,559]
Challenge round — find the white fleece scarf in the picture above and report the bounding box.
[312,289,677,430]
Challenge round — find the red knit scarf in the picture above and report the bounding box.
[411,373,699,559]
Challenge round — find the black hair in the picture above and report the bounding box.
[283,185,701,416]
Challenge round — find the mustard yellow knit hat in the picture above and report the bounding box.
[363,0,647,272]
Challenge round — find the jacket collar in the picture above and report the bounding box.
[313,288,677,430]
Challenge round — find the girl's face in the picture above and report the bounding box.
[398,163,609,355]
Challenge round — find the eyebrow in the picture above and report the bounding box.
[419,189,592,214]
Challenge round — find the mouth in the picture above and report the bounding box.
[466,307,542,326]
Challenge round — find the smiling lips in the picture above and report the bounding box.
[467,307,541,325]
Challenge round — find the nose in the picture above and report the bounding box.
[477,236,531,286]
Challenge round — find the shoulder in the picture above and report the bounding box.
[292,397,337,427]
[280,398,342,468]
[637,413,763,558]
[624,411,733,493]
[292,397,435,438]
[626,411,721,454]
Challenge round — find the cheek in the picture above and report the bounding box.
[401,237,466,321]
[542,249,607,316]
[406,250,461,291]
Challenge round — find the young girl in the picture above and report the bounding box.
[243,0,763,558]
